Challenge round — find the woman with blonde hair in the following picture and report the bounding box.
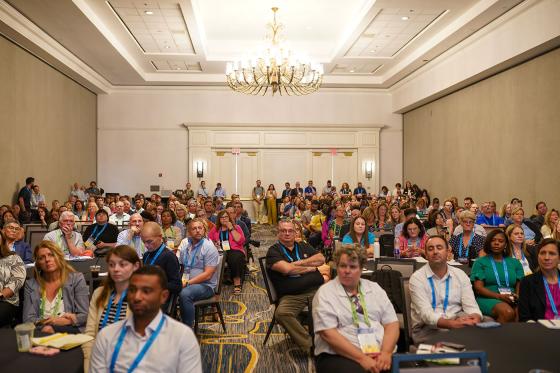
[506,225,536,276]
[23,240,89,333]
[541,209,559,238]
[82,245,140,371]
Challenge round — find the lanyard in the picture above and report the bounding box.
[345,282,371,327]
[143,243,166,265]
[459,233,474,258]
[428,276,450,314]
[40,288,63,318]
[184,239,204,273]
[110,315,166,373]
[101,289,128,329]
[542,276,559,317]
[163,227,175,240]
[490,257,510,288]
[512,246,528,263]
[90,224,108,241]
[279,242,300,262]
[220,230,229,243]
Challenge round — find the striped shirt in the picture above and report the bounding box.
[97,299,128,331]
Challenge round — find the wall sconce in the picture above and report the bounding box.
[365,161,373,179]
[196,161,204,178]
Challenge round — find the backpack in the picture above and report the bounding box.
[371,265,404,313]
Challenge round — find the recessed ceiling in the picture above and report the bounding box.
[1,0,526,90]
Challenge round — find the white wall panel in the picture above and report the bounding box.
[213,132,260,146]
[333,153,358,189]
[309,132,356,146]
[261,150,309,190]
[263,132,307,146]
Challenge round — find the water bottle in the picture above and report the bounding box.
[393,237,401,259]
[373,241,380,259]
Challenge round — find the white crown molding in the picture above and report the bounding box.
[0,0,113,94]
[183,123,383,131]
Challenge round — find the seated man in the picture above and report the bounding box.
[476,201,505,227]
[140,222,182,296]
[2,219,33,263]
[89,266,202,373]
[266,219,330,353]
[83,210,119,256]
[43,211,85,256]
[117,213,145,257]
[177,218,220,327]
[409,235,482,343]
[109,201,130,226]
[313,245,399,372]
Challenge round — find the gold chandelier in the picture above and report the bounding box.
[226,7,323,96]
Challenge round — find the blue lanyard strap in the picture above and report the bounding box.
[101,289,128,329]
[459,233,474,258]
[184,239,204,273]
[428,276,450,314]
[542,277,559,317]
[110,314,166,373]
[90,224,108,241]
[490,257,510,288]
[279,242,300,262]
[220,230,229,242]
[144,243,166,265]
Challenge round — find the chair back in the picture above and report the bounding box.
[24,224,46,244]
[377,258,417,277]
[214,254,226,295]
[30,230,49,250]
[400,277,413,350]
[80,223,93,235]
[392,351,487,373]
[258,256,278,305]
[379,234,395,257]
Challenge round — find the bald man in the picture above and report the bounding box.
[140,221,182,295]
[116,213,145,257]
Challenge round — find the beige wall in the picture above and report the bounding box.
[0,35,97,205]
[403,47,560,212]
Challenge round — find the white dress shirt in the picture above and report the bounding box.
[89,311,201,373]
[409,263,481,331]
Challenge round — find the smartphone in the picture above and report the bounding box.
[476,321,501,328]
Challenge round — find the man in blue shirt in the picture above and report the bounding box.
[17,177,34,214]
[304,180,316,200]
[475,202,505,227]
[353,181,367,199]
[177,218,220,327]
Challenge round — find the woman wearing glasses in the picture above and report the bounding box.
[449,211,485,264]
[0,230,26,327]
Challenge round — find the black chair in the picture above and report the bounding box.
[29,230,49,251]
[164,264,183,318]
[258,256,279,346]
[377,258,417,278]
[400,277,413,351]
[379,234,395,257]
[24,224,45,244]
[193,254,227,334]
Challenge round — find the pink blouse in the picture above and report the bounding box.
[208,225,246,253]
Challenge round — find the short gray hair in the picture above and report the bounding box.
[333,244,367,268]
[59,211,76,222]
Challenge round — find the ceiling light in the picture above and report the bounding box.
[349,69,355,73]
[401,16,409,20]
[164,45,171,49]
[144,10,153,15]
[225,7,323,96]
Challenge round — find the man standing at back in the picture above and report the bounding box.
[18,177,34,216]
[89,266,202,372]
[252,180,265,224]
[266,219,331,353]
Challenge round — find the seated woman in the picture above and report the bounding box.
[506,225,536,276]
[415,198,428,219]
[386,205,402,232]
[313,245,399,372]
[82,245,140,371]
[396,217,428,258]
[328,205,349,242]
[0,231,26,327]
[23,240,89,333]
[208,210,246,295]
[470,230,524,323]
[425,210,450,240]
[541,209,559,238]
[361,207,376,233]
[373,203,391,231]
[508,206,542,245]
[342,216,375,257]
[449,211,485,264]
[519,238,560,322]
[83,201,98,223]
[73,200,86,221]
[161,209,183,251]
[339,182,352,201]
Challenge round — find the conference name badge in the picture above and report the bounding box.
[221,240,231,251]
[84,238,95,249]
[357,327,380,355]
[498,287,512,295]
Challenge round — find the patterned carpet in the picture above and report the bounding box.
[199,224,313,373]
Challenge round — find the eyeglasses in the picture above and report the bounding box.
[279,229,295,234]
[462,220,474,224]
[4,226,20,231]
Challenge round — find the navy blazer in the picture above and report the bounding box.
[13,240,33,264]
[519,269,560,322]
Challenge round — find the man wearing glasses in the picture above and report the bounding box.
[2,220,33,263]
[266,219,331,353]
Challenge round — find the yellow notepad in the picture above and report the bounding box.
[32,333,94,350]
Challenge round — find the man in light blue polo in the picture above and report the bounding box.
[177,218,220,327]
